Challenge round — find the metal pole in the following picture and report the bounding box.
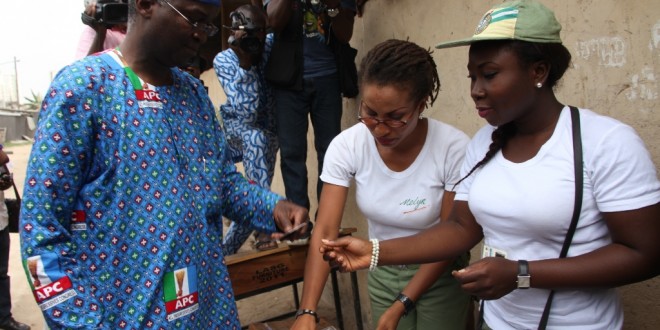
[13,56,19,107]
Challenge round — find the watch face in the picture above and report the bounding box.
[518,275,531,288]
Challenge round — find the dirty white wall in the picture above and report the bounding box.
[205,0,660,328]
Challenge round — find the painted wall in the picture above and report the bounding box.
[205,0,660,328]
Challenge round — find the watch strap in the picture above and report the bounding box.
[517,260,530,289]
[327,7,340,17]
[395,293,415,316]
[295,309,319,323]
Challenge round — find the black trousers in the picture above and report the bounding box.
[0,227,11,321]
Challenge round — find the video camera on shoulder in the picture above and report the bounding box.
[82,0,128,28]
[226,11,263,55]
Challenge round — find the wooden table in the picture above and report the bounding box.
[225,228,363,330]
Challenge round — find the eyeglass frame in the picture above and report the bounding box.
[357,101,419,128]
[160,0,219,37]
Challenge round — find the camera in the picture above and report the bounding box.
[82,0,128,28]
[226,11,262,55]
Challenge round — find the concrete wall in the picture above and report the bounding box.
[204,0,660,328]
[0,111,38,142]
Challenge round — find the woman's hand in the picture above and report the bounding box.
[320,237,372,272]
[452,257,518,300]
[290,313,317,330]
[376,303,404,330]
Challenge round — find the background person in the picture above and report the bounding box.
[265,0,356,216]
[20,0,308,328]
[213,4,280,254]
[292,39,471,330]
[75,0,128,59]
[320,1,660,329]
[0,147,29,330]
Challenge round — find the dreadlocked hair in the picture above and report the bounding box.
[359,39,440,107]
[452,122,517,191]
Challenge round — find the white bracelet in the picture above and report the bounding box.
[369,238,379,271]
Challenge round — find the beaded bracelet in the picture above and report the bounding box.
[369,238,379,271]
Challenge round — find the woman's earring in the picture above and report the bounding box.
[536,82,543,88]
[419,113,424,120]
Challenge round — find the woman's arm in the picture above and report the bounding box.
[378,192,460,329]
[533,203,660,287]
[321,200,483,273]
[291,183,349,329]
[452,203,660,300]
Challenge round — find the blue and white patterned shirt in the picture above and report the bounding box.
[20,50,283,329]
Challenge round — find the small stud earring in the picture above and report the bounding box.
[419,113,424,120]
[536,82,543,88]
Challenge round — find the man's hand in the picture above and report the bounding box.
[271,200,309,240]
[82,0,108,33]
[229,30,255,69]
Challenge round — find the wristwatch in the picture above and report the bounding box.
[327,7,340,18]
[395,293,415,317]
[295,309,319,323]
[517,260,531,289]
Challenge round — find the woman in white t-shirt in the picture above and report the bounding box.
[291,39,471,330]
[319,1,660,329]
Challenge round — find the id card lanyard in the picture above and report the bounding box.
[111,48,163,109]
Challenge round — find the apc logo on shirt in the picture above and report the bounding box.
[163,266,199,321]
[135,89,163,109]
[71,210,87,231]
[24,254,77,310]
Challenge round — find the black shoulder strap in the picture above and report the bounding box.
[539,106,583,329]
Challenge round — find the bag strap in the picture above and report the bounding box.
[538,106,583,329]
[4,164,20,202]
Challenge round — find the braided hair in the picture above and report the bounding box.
[452,39,572,190]
[359,39,440,107]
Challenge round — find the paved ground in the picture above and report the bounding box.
[6,142,339,329]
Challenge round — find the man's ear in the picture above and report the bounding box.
[135,0,159,18]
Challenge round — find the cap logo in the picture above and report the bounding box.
[474,7,519,39]
[475,11,493,35]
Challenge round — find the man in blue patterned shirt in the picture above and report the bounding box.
[19,0,308,329]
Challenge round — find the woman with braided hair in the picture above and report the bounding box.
[291,39,471,330]
[320,1,660,329]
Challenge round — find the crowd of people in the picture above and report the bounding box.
[4,0,657,329]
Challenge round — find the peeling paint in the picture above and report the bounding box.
[575,37,626,67]
[652,21,660,49]
[625,66,658,100]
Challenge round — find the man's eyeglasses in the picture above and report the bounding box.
[161,0,219,37]
[357,102,415,128]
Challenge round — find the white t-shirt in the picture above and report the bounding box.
[321,119,469,240]
[456,106,660,329]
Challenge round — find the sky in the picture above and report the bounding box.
[0,1,84,104]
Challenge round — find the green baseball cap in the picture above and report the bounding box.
[435,0,562,49]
